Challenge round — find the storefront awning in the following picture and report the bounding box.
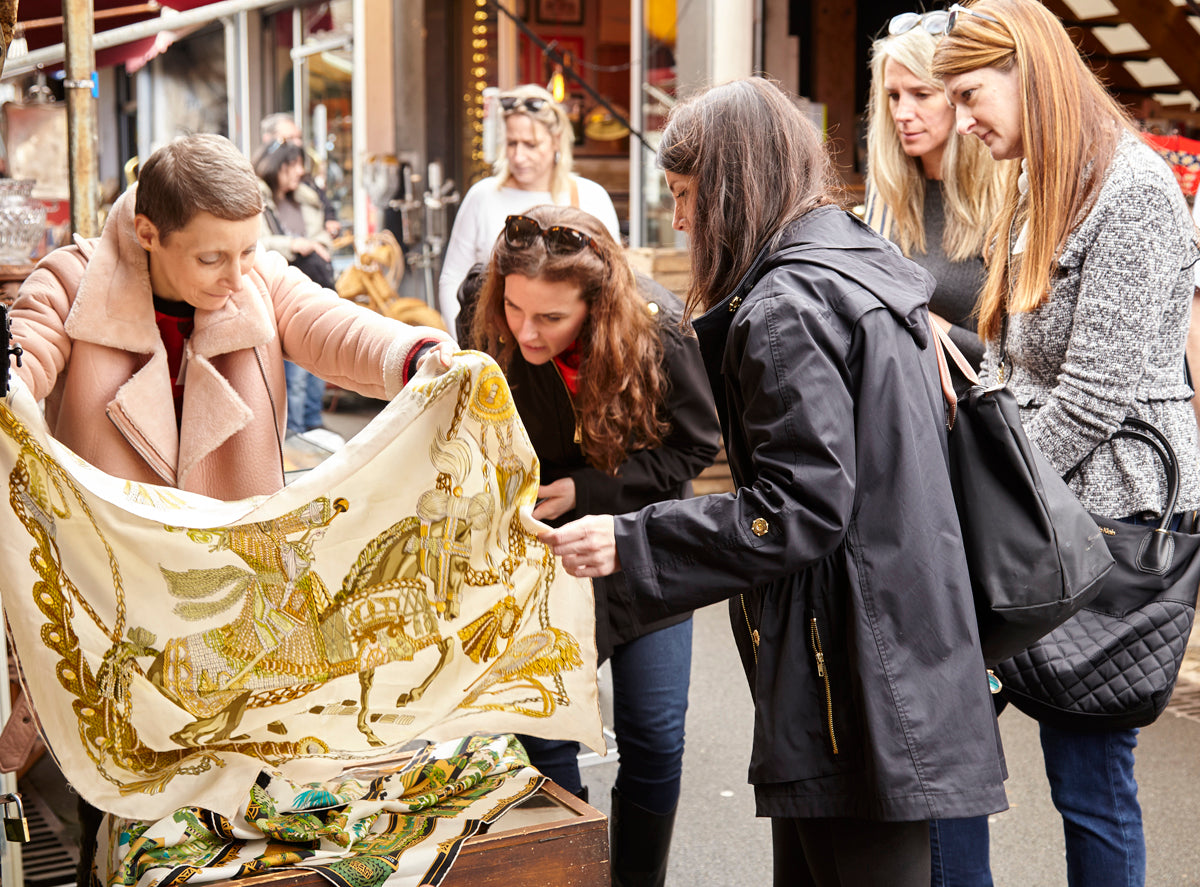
[5,0,284,80]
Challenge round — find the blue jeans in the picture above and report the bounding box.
[927,724,1143,887]
[929,816,992,887]
[284,360,325,432]
[519,617,692,814]
[1041,721,1144,887]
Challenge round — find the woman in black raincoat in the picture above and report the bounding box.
[541,77,1007,887]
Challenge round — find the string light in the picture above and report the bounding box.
[470,0,491,172]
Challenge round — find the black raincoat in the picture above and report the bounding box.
[613,207,1008,821]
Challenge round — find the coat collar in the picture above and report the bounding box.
[64,186,276,359]
[61,186,277,487]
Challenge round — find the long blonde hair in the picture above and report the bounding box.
[931,0,1136,340]
[867,24,1005,261]
[493,84,575,205]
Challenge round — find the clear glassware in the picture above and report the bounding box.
[0,179,47,265]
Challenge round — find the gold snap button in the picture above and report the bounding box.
[646,301,660,316]
[751,517,769,536]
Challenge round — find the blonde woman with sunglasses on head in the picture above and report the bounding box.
[438,84,620,331]
[932,2,1200,885]
[462,204,720,887]
[865,8,1007,369]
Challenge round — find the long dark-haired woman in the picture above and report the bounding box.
[541,78,1008,887]
[933,2,1200,884]
[465,204,720,887]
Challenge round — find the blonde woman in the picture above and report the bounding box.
[438,84,619,329]
[865,9,1007,367]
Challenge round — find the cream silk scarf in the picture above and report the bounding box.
[0,352,602,821]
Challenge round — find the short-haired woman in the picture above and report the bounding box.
[438,84,620,329]
[10,132,455,884]
[466,204,720,886]
[933,2,1200,884]
[541,78,1007,887]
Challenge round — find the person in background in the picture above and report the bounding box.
[438,83,620,331]
[540,77,1007,887]
[865,8,1006,369]
[463,205,720,887]
[932,3,1200,885]
[261,111,341,238]
[254,138,343,451]
[6,132,453,882]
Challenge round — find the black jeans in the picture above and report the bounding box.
[772,816,930,887]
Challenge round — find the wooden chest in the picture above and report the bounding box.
[229,780,609,887]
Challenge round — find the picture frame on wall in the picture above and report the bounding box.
[536,0,583,26]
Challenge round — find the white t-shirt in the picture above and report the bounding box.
[437,175,621,331]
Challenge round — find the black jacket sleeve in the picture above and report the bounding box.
[612,276,859,618]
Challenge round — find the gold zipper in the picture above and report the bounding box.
[810,617,839,755]
[549,360,582,444]
[739,594,759,665]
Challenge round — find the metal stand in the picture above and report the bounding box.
[390,161,459,318]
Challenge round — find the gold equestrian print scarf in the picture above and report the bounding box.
[0,351,602,821]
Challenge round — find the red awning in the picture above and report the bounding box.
[16,1,224,73]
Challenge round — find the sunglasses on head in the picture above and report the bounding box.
[887,10,949,36]
[499,96,549,114]
[887,5,999,38]
[944,3,1001,34]
[504,214,600,257]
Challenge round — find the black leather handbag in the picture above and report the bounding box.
[931,323,1114,665]
[995,417,1200,730]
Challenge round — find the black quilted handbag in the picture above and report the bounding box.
[995,418,1200,731]
[931,323,1114,665]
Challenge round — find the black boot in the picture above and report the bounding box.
[610,786,677,887]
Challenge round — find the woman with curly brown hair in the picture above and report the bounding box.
[465,204,720,887]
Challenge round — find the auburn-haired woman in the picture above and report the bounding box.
[465,204,719,887]
[933,2,1200,884]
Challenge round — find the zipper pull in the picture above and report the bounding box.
[574,422,581,445]
[814,650,826,677]
[751,629,760,647]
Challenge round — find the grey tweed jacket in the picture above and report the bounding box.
[982,132,1200,519]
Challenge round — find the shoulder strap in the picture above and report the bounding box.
[263,204,286,237]
[863,179,892,242]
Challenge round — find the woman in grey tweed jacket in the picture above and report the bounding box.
[933,2,1200,886]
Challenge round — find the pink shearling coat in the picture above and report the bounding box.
[10,188,441,500]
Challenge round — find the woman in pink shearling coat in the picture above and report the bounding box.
[3,133,455,886]
[9,133,453,500]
